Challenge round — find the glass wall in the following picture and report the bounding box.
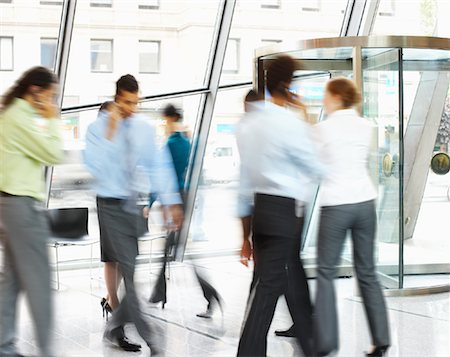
[188,87,249,253]
[48,93,204,262]
[0,0,63,94]
[371,0,450,37]
[220,0,348,85]
[7,0,427,270]
[362,48,402,286]
[63,0,221,109]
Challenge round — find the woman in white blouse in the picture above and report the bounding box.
[314,77,390,357]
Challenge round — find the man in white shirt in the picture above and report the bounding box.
[236,56,324,357]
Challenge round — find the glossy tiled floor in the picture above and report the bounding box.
[2,258,449,357]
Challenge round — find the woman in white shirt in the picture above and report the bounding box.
[314,77,390,357]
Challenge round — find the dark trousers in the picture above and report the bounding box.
[237,194,313,357]
[96,198,154,348]
[314,200,390,354]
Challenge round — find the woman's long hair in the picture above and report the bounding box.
[1,66,58,111]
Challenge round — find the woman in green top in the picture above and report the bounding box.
[0,66,63,357]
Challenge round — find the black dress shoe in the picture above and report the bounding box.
[365,345,390,356]
[196,308,213,318]
[117,337,142,352]
[104,329,142,352]
[275,324,296,337]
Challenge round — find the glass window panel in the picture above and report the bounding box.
[40,1,64,5]
[371,0,449,37]
[139,40,160,73]
[90,39,113,72]
[187,88,250,252]
[0,2,62,94]
[139,0,160,9]
[50,94,203,263]
[0,37,13,71]
[223,39,240,73]
[91,0,112,7]
[64,0,220,106]
[40,37,57,70]
[220,0,348,85]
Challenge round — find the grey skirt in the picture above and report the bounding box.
[96,197,147,263]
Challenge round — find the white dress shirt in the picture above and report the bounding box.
[314,108,377,207]
[236,101,325,217]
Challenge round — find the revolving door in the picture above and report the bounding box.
[255,36,450,292]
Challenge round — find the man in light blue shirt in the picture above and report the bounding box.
[237,56,324,357]
[84,74,182,354]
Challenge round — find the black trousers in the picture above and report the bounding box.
[237,194,313,357]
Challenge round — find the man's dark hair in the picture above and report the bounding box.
[115,74,139,96]
[266,55,296,98]
[244,89,261,103]
[163,104,182,121]
[99,100,114,113]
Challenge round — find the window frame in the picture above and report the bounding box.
[301,0,321,12]
[378,0,396,17]
[139,0,160,10]
[261,0,280,9]
[40,37,58,69]
[261,39,282,45]
[90,0,113,8]
[223,38,240,74]
[90,39,114,73]
[40,0,64,5]
[138,40,161,74]
[0,36,14,71]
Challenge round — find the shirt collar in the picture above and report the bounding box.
[328,108,358,118]
[264,100,289,113]
[14,98,36,115]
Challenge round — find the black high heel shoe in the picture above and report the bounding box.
[100,297,113,320]
[365,345,390,356]
[149,263,168,309]
[148,275,167,309]
[196,293,224,318]
[151,298,167,309]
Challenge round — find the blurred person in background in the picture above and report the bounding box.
[236,89,261,269]
[0,66,63,357]
[313,77,390,357]
[146,103,223,319]
[147,103,191,309]
[236,56,324,357]
[84,74,183,354]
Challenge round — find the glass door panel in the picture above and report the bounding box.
[362,48,402,288]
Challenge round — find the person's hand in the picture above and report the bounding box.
[143,206,150,219]
[38,102,59,119]
[168,204,184,231]
[106,103,122,140]
[34,95,59,119]
[240,239,252,267]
